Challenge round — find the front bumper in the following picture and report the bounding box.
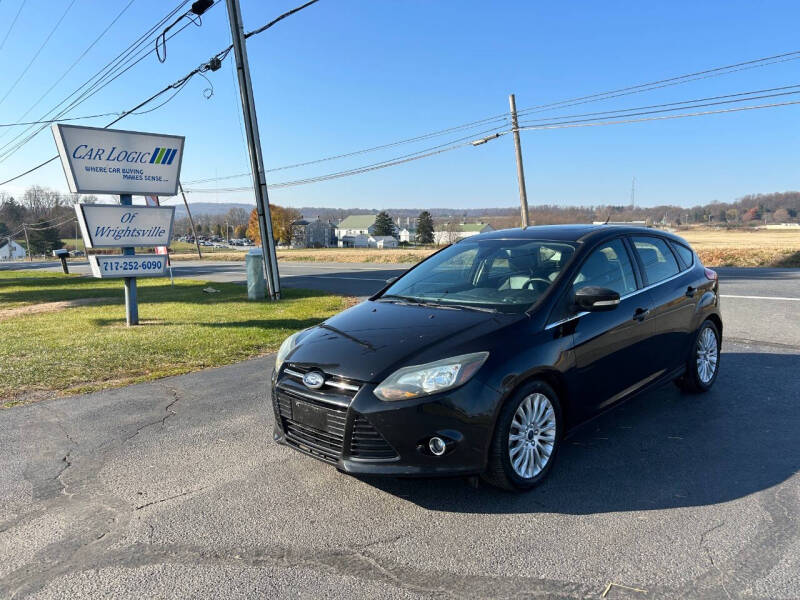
[270,368,500,477]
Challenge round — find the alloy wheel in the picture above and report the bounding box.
[508,393,557,479]
[696,326,719,384]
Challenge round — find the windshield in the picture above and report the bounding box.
[379,238,577,313]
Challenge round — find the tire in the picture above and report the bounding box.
[482,380,562,491]
[675,319,721,394]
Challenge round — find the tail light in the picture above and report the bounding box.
[704,268,718,281]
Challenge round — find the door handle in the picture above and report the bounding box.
[633,307,650,322]
[686,286,697,298]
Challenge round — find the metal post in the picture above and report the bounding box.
[22,224,31,261]
[120,193,138,326]
[509,94,530,228]
[178,182,203,258]
[226,0,281,300]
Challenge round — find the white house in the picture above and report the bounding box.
[433,223,495,246]
[369,235,398,249]
[0,240,26,260]
[335,215,377,242]
[398,227,417,243]
[338,233,370,248]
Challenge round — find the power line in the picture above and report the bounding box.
[0,112,122,128]
[0,55,214,187]
[184,99,800,193]
[0,0,26,53]
[515,50,800,118]
[0,0,78,110]
[0,0,137,136]
[0,0,197,161]
[244,0,319,38]
[519,85,800,127]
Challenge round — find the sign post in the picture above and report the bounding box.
[52,124,183,326]
[120,193,138,325]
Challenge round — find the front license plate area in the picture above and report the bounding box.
[292,399,328,431]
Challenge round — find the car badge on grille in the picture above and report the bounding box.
[302,371,325,390]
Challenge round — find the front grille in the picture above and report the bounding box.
[350,415,398,460]
[273,365,397,463]
[275,388,347,463]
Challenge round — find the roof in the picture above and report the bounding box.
[459,223,489,232]
[476,223,688,245]
[337,215,376,229]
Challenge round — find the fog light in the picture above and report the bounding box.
[428,436,447,456]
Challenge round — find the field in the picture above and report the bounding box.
[0,271,352,406]
[680,228,800,267]
[167,228,800,267]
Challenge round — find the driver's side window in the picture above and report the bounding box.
[573,239,637,297]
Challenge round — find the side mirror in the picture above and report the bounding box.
[574,286,620,311]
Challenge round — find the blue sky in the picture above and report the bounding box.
[0,0,799,209]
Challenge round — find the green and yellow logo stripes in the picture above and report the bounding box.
[149,147,178,165]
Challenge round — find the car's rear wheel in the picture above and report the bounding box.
[675,319,721,393]
[482,380,562,491]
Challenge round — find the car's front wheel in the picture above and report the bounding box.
[482,380,562,491]
[675,319,721,393]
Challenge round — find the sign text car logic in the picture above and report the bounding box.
[75,204,175,248]
[51,124,185,196]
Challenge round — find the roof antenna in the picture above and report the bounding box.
[603,213,611,225]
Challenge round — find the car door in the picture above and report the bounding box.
[629,235,697,374]
[563,237,657,421]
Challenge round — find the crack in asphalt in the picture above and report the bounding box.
[135,487,208,511]
[698,521,731,600]
[122,385,182,445]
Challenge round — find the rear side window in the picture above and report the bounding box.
[572,238,637,296]
[670,241,694,270]
[632,236,680,285]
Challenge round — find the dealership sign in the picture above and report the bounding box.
[51,124,185,196]
[89,254,169,278]
[75,204,175,248]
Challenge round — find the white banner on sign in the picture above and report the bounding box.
[76,204,175,248]
[52,124,185,196]
[88,254,169,278]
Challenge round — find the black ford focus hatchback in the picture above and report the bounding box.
[271,225,722,490]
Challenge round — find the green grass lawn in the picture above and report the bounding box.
[0,271,352,405]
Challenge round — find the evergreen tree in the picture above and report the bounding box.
[373,211,395,236]
[27,221,64,255]
[416,211,434,244]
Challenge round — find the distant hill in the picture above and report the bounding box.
[174,202,254,219]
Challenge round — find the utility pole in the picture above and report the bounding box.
[226,0,280,300]
[630,176,636,208]
[22,224,31,261]
[509,94,530,228]
[178,182,202,258]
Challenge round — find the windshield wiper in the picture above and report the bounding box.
[431,302,498,314]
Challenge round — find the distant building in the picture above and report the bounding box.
[338,233,370,248]
[433,223,494,246]
[398,227,417,243]
[762,223,800,230]
[291,217,336,248]
[0,240,26,260]
[335,215,377,242]
[369,235,398,249]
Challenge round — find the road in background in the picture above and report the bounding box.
[3,261,798,347]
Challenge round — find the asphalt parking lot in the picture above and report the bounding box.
[1,263,798,598]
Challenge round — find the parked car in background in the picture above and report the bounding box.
[270,225,722,490]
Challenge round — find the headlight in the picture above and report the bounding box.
[373,352,489,401]
[275,331,301,370]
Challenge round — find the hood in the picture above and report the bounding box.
[285,300,520,383]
